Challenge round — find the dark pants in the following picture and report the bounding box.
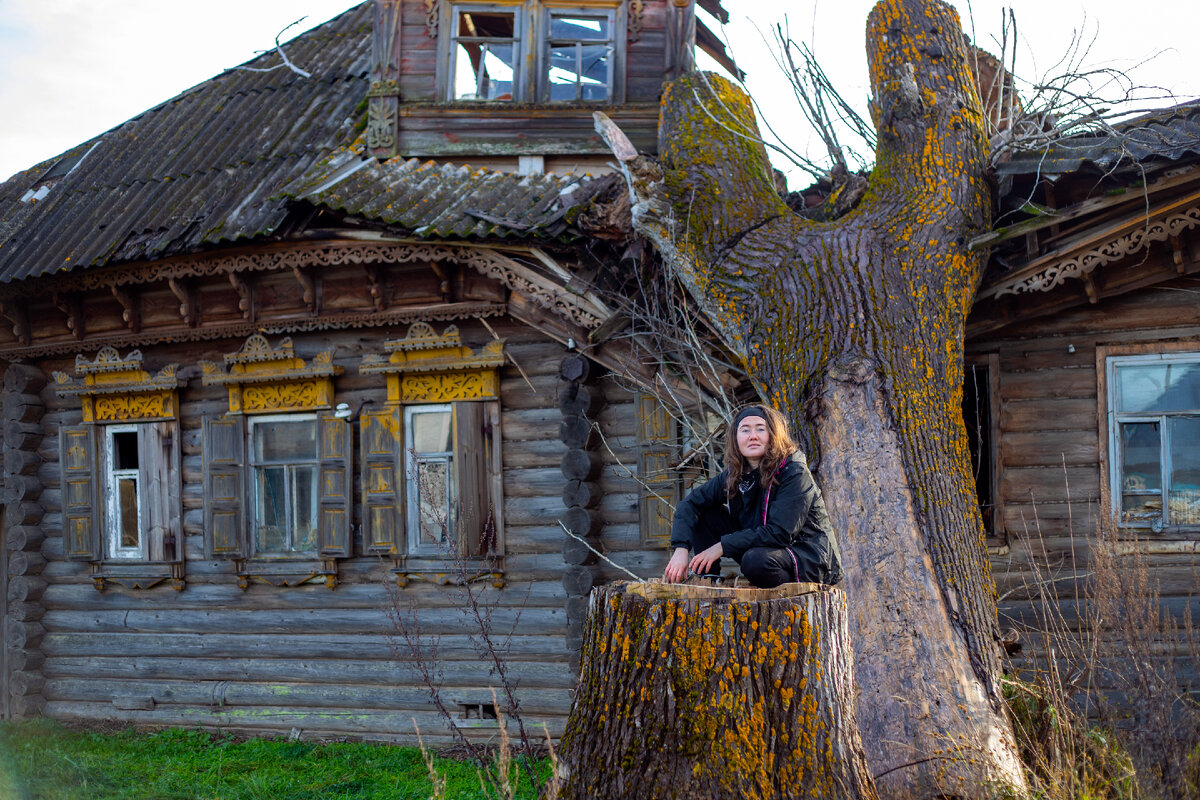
[690,506,825,588]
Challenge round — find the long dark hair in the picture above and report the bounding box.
[723,404,798,499]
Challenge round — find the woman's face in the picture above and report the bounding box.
[736,415,769,465]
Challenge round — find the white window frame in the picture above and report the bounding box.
[247,413,320,557]
[404,404,456,556]
[541,6,617,103]
[103,424,144,560]
[1106,351,1200,532]
[446,3,526,102]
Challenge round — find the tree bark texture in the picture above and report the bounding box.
[598,0,1026,795]
[558,581,877,800]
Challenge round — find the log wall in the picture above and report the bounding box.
[968,281,1200,709]
[18,316,670,743]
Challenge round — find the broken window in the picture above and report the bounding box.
[545,11,614,102]
[451,8,520,101]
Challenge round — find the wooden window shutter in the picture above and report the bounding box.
[140,422,182,562]
[203,415,246,559]
[360,406,403,554]
[638,395,681,545]
[60,425,100,561]
[453,402,493,557]
[317,414,352,557]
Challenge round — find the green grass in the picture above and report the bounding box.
[0,719,546,800]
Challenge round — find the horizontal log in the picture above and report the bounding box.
[5,420,44,451]
[561,449,602,481]
[3,394,45,423]
[1000,367,1096,401]
[562,534,599,566]
[5,619,45,649]
[7,576,47,602]
[502,409,566,443]
[11,694,46,718]
[44,654,575,691]
[4,448,41,475]
[558,382,604,417]
[1001,430,1098,468]
[42,699,568,742]
[3,364,47,394]
[1002,466,1100,504]
[43,631,571,663]
[559,414,597,449]
[11,671,45,697]
[6,524,45,551]
[44,676,574,717]
[4,474,43,503]
[6,601,45,622]
[8,648,45,673]
[6,500,45,525]
[1001,398,1097,432]
[562,479,601,509]
[501,437,565,469]
[499,373,558,410]
[562,565,595,596]
[9,551,46,577]
[561,506,600,538]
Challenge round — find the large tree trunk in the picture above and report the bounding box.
[557,581,877,800]
[594,0,1027,796]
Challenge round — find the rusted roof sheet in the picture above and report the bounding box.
[996,101,1200,177]
[0,3,374,285]
[282,148,595,240]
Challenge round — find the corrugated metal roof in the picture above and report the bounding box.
[282,148,596,240]
[996,101,1200,177]
[0,3,374,284]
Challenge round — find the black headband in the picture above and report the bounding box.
[734,405,768,428]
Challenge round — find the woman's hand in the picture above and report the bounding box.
[689,542,723,576]
[663,548,690,583]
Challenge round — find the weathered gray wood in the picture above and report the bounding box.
[562,565,595,596]
[558,382,604,417]
[561,506,599,537]
[5,619,45,649]
[4,449,41,475]
[7,576,47,602]
[561,449,601,480]
[560,355,593,383]
[4,474,42,502]
[558,414,596,449]
[8,551,46,576]
[3,364,46,394]
[4,420,44,451]
[562,479,601,509]
[562,534,598,566]
[10,670,45,696]
[7,649,45,673]
[6,500,44,525]
[11,694,46,718]
[6,601,45,622]
[6,525,45,551]
[3,394,45,423]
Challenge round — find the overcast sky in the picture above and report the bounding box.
[0,0,1196,187]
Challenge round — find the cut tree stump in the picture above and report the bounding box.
[557,581,878,800]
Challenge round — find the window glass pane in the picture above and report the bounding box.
[1120,421,1161,522]
[453,12,516,102]
[459,11,513,37]
[548,46,579,101]
[255,466,288,552]
[118,477,139,550]
[292,465,318,552]
[551,15,609,40]
[1168,417,1200,525]
[113,430,139,470]
[417,460,451,548]
[1117,362,1200,413]
[254,420,316,462]
[413,411,453,453]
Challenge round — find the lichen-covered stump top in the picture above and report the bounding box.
[557,581,877,800]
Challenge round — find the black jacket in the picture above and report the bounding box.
[670,451,843,583]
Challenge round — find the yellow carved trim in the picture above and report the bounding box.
[361,323,505,404]
[202,334,342,414]
[55,346,181,422]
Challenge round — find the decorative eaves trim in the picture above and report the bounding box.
[981,201,1200,300]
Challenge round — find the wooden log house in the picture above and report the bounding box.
[967,106,1200,707]
[0,0,738,739]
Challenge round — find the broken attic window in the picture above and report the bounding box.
[546,12,613,102]
[452,10,519,101]
[19,142,97,204]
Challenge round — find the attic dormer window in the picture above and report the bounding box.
[451,7,522,101]
[545,11,614,102]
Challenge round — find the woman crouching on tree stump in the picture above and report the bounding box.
[664,405,843,587]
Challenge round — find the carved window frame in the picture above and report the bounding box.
[200,335,352,590]
[359,323,506,586]
[53,347,185,590]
